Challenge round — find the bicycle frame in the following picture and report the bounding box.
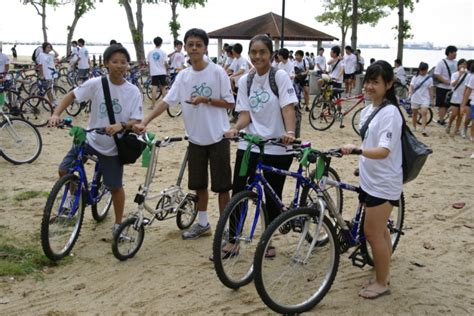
[334,93,366,117]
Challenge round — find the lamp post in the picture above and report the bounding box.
[280,0,285,48]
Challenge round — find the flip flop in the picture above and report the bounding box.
[265,246,276,258]
[208,249,239,262]
[359,287,391,299]
[452,202,466,209]
[361,279,390,289]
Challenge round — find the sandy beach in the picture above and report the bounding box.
[0,98,473,315]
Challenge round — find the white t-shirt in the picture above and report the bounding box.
[38,52,56,80]
[359,104,403,200]
[410,75,433,105]
[434,58,457,89]
[450,71,468,104]
[225,56,234,68]
[278,61,295,79]
[394,66,406,85]
[236,69,298,155]
[147,48,167,76]
[77,46,90,70]
[315,55,326,72]
[70,46,80,64]
[169,51,185,71]
[163,62,234,146]
[465,74,474,105]
[343,53,357,74]
[74,76,143,156]
[329,58,343,83]
[229,56,249,76]
[34,46,43,63]
[294,59,308,72]
[0,53,10,73]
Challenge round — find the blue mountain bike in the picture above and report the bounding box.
[41,119,112,261]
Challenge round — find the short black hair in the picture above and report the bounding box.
[184,28,209,46]
[232,43,243,54]
[278,48,289,59]
[225,45,233,53]
[318,47,324,53]
[71,40,78,46]
[345,45,353,53]
[42,42,52,50]
[110,39,117,45]
[331,46,341,56]
[295,50,304,57]
[153,37,163,46]
[394,58,402,65]
[445,45,457,56]
[103,45,130,63]
[418,62,429,71]
[78,38,85,45]
[174,40,183,46]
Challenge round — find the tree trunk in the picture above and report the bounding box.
[66,16,80,57]
[41,3,47,42]
[397,0,404,62]
[351,0,358,50]
[340,28,347,56]
[171,1,178,42]
[123,0,145,63]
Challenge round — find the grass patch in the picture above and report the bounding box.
[13,190,48,202]
[0,228,63,277]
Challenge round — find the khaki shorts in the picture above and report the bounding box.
[411,103,430,109]
[187,139,232,193]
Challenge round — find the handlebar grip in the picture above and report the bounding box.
[351,148,362,155]
[168,136,183,142]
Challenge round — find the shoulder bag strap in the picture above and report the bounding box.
[359,101,390,141]
[101,76,120,145]
[413,76,431,94]
[442,59,452,78]
[452,73,467,92]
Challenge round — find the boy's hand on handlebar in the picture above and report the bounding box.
[132,123,146,134]
[105,123,123,136]
[49,114,61,127]
[341,144,358,155]
[224,128,238,138]
[282,132,296,144]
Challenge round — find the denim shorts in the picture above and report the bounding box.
[59,143,123,189]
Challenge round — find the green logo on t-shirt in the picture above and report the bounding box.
[249,89,270,112]
[100,98,122,118]
[190,83,212,98]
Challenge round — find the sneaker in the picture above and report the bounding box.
[182,223,211,240]
[304,107,310,112]
[112,224,120,236]
[461,128,467,139]
[436,120,446,127]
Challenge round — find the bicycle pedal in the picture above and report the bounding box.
[143,217,151,225]
[349,247,367,268]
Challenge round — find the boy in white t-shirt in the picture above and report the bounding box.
[277,48,294,79]
[409,62,434,136]
[76,38,91,83]
[134,28,235,240]
[147,36,168,110]
[50,45,144,237]
[168,39,185,74]
[228,43,250,91]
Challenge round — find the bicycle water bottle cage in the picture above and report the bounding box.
[239,134,264,177]
[69,126,86,145]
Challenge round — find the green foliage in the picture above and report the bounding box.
[132,29,142,43]
[392,19,414,40]
[75,0,95,17]
[169,19,181,40]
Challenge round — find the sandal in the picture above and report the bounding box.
[361,279,390,289]
[358,287,391,299]
[265,246,276,258]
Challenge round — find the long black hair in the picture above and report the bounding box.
[364,60,398,106]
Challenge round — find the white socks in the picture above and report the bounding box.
[198,211,208,227]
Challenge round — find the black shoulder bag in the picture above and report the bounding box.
[101,76,145,165]
[360,102,433,184]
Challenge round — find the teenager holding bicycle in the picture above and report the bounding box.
[224,34,297,258]
[37,42,59,106]
[49,45,143,238]
[341,60,403,299]
[133,28,235,240]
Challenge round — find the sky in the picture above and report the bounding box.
[1,0,473,47]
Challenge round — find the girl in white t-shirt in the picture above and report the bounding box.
[409,62,435,136]
[50,45,143,237]
[225,34,298,258]
[446,59,468,135]
[341,60,403,299]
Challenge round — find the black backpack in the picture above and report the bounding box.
[32,47,40,64]
[246,67,279,97]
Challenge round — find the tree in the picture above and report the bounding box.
[21,0,60,42]
[387,0,418,62]
[65,0,95,56]
[164,0,206,43]
[316,0,351,54]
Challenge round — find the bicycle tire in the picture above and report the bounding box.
[176,195,198,230]
[111,216,145,261]
[91,172,112,222]
[166,103,182,117]
[309,100,336,131]
[351,106,364,136]
[0,118,42,164]
[20,95,53,127]
[253,206,339,314]
[41,174,85,261]
[360,192,405,266]
[146,83,163,101]
[212,190,268,289]
[416,107,433,125]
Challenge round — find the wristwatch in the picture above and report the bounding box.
[208,97,212,104]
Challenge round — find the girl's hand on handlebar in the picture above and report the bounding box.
[132,123,146,134]
[224,128,238,138]
[341,144,359,155]
[282,132,296,144]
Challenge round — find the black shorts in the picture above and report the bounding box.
[449,103,461,107]
[344,73,355,81]
[151,75,168,87]
[359,190,399,208]
[435,87,450,107]
[187,139,232,193]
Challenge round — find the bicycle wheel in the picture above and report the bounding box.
[309,100,336,131]
[146,83,163,101]
[20,95,53,127]
[360,192,405,266]
[111,216,145,261]
[212,190,268,289]
[48,85,68,106]
[416,107,433,125]
[253,206,339,314]
[0,118,42,164]
[351,106,364,136]
[41,174,85,261]
[91,172,112,222]
[176,195,198,230]
[166,103,182,117]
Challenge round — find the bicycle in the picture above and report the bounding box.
[212,132,343,289]
[1,75,54,127]
[309,86,366,134]
[111,134,198,261]
[41,119,112,261]
[30,67,68,108]
[253,148,405,314]
[144,71,181,117]
[0,108,42,164]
